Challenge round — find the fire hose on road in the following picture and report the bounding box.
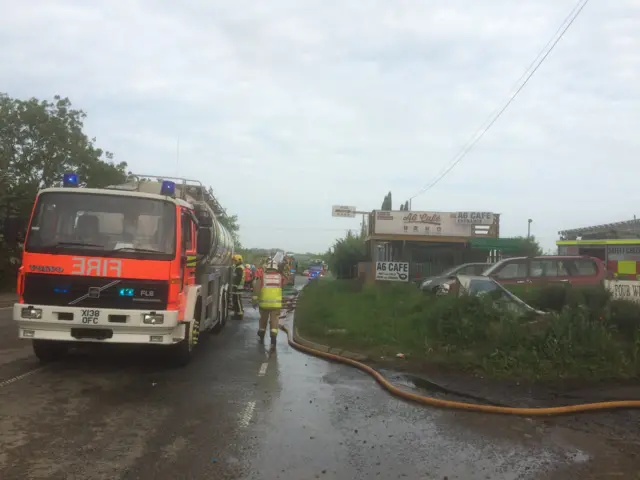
[278,297,640,417]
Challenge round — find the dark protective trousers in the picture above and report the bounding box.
[231,286,244,316]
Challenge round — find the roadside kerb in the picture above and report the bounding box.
[292,318,368,362]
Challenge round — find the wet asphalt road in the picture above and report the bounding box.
[0,278,635,479]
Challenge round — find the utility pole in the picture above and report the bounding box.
[527,219,532,239]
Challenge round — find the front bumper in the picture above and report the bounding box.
[13,303,184,345]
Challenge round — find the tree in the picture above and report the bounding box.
[506,236,543,257]
[0,94,129,289]
[327,230,368,279]
[219,214,241,249]
[381,191,392,210]
[404,200,409,211]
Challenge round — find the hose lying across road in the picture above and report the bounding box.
[279,297,640,416]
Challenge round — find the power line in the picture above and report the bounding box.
[410,0,591,201]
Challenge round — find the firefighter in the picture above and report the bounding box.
[252,256,283,348]
[280,257,291,287]
[231,254,245,318]
[244,263,253,291]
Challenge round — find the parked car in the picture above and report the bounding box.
[418,262,492,289]
[422,274,546,316]
[481,255,606,287]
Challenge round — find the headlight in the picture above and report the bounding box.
[143,313,164,325]
[21,307,42,319]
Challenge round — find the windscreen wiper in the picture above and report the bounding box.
[49,241,104,249]
[103,246,164,256]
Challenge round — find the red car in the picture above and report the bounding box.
[482,255,606,287]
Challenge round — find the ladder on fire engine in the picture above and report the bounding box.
[125,174,229,220]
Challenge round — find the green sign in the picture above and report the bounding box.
[470,238,522,251]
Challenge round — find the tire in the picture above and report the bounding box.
[169,319,198,367]
[32,340,68,363]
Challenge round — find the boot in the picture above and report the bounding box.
[258,329,265,342]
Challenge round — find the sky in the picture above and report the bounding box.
[1,0,639,253]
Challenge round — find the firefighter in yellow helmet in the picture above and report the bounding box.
[252,256,283,348]
[231,254,245,318]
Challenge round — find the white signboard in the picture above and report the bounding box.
[605,280,640,304]
[374,211,475,237]
[332,205,357,218]
[455,212,494,225]
[375,261,410,282]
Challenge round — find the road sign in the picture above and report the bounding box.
[375,261,410,282]
[332,205,356,218]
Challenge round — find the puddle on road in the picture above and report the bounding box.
[380,369,508,407]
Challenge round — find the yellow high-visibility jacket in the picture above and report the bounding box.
[252,270,283,310]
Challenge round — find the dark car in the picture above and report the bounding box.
[422,275,546,316]
[418,262,492,290]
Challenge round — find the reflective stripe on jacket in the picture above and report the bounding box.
[258,272,283,310]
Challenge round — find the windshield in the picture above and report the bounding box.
[25,192,176,259]
[467,278,536,314]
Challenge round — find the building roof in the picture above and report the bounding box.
[558,219,640,240]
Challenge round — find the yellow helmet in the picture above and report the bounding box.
[232,254,243,264]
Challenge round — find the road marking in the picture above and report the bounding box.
[0,306,12,311]
[0,366,46,388]
[239,401,256,428]
[258,362,268,377]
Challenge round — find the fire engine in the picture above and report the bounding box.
[8,174,234,366]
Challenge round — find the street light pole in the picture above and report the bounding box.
[527,219,532,239]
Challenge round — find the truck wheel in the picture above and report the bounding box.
[170,319,198,367]
[32,340,68,363]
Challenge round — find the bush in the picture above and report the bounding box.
[326,231,367,279]
[296,279,640,380]
[508,284,611,314]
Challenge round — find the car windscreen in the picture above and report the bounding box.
[25,192,176,260]
[467,278,535,313]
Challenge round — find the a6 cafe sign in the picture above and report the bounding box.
[454,212,494,225]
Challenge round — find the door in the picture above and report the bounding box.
[490,259,529,286]
[180,209,197,293]
[565,258,602,286]
[529,258,571,287]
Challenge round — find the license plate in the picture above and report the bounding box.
[80,309,101,325]
[71,328,113,340]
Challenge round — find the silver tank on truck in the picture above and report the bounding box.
[184,190,234,266]
[108,177,234,266]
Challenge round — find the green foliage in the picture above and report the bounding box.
[381,191,392,210]
[326,230,367,279]
[218,214,241,249]
[296,280,640,380]
[503,235,543,256]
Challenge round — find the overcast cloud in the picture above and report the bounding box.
[1,0,638,252]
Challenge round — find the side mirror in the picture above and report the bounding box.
[194,205,213,228]
[196,227,211,255]
[3,216,26,244]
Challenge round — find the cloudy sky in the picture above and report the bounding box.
[1,0,638,253]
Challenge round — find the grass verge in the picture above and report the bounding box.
[295,278,640,380]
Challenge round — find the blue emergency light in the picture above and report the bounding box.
[160,180,176,197]
[63,173,79,187]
